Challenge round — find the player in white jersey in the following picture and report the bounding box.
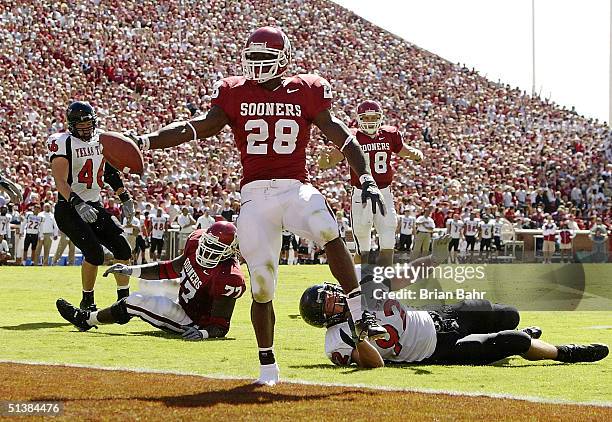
[445,213,464,263]
[21,204,43,265]
[149,208,169,261]
[493,215,504,256]
[0,205,12,241]
[48,101,135,311]
[463,211,480,262]
[478,215,495,261]
[300,236,609,367]
[397,209,416,252]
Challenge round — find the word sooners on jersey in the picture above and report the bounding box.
[211,74,332,187]
[349,126,403,189]
[177,230,246,329]
[47,130,106,202]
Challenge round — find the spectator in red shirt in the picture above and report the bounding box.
[432,207,445,228]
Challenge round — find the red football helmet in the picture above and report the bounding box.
[241,26,291,83]
[195,221,238,268]
[356,100,384,135]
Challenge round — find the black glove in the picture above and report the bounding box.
[123,131,147,151]
[360,175,386,215]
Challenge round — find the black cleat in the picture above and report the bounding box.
[57,299,96,332]
[79,299,98,312]
[354,311,387,341]
[556,343,609,363]
[521,326,542,339]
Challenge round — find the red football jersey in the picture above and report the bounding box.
[178,230,246,329]
[349,126,403,189]
[211,74,332,187]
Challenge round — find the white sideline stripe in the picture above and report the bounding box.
[1,359,610,408]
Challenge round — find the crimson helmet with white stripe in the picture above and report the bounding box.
[356,100,384,135]
[241,26,291,83]
[195,221,238,268]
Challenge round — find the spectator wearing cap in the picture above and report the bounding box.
[412,207,435,259]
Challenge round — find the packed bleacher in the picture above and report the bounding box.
[1,0,610,258]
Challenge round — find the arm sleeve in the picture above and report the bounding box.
[209,79,233,122]
[392,130,404,153]
[104,162,124,192]
[47,134,68,162]
[325,326,355,366]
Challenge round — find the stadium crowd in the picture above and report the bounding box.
[0,0,610,261]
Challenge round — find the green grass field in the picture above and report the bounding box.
[1,265,611,405]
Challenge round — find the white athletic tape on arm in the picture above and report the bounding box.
[199,329,209,339]
[131,266,142,278]
[186,122,197,142]
[339,135,356,153]
[141,135,151,151]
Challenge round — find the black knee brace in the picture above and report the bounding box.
[493,330,532,355]
[110,298,132,324]
[491,304,520,330]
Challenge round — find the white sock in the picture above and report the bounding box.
[87,311,100,326]
[346,288,363,322]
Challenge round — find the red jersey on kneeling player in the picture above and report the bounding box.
[176,226,246,330]
[211,74,332,187]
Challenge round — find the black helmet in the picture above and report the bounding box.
[66,101,97,140]
[299,283,347,328]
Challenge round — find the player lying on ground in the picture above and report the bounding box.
[56,222,245,340]
[0,174,23,204]
[300,237,609,367]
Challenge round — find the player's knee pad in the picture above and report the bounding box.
[82,244,105,266]
[249,266,276,303]
[109,298,132,325]
[491,304,520,330]
[492,330,532,355]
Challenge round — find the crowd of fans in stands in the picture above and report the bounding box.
[1,0,610,252]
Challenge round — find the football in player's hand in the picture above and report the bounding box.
[99,131,144,175]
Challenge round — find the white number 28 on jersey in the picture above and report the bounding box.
[245,119,299,154]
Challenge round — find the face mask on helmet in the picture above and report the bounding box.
[195,230,237,269]
[66,102,97,141]
[241,30,291,83]
[357,111,383,135]
[299,283,348,328]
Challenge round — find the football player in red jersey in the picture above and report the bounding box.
[56,222,245,341]
[127,27,387,385]
[319,100,423,266]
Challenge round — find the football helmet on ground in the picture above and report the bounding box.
[299,283,348,328]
